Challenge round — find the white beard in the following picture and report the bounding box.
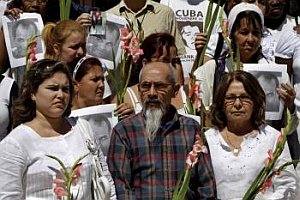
[145,108,163,142]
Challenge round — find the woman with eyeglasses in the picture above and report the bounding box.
[0,59,114,199]
[206,70,298,199]
[194,3,297,131]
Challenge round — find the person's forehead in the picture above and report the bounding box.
[141,63,169,81]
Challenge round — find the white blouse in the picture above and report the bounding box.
[0,118,110,199]
[205,125,299,200]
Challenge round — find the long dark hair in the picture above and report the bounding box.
[12,59,74,127]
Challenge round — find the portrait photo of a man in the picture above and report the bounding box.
[2,13,45,68]
[10,19,42,59]
[87,21,120,61]
[256,72,281,112]
[243,63,287,120]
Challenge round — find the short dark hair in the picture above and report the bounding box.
[230,10,263,62]
[210,70,265,130]
[12,59,73,127]
[68,56,103,82]
[140,32,176,62]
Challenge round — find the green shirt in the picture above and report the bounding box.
[107,0,186,55]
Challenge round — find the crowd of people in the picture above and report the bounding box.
[0,0,300,199]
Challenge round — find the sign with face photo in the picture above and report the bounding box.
[70,104,118,157]
[160,0,222,78]
[243,64,288,120]
[2,12,45,68]
[86,13,127,70]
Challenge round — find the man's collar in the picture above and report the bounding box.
[118,0,155,15]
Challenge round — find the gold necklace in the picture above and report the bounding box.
[225,129,241,156]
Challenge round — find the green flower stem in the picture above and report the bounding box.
[192,0,220,73]
[60,0,72,20]
[243,112,297,200]
[172,168,192,200]
[46,153,90,200]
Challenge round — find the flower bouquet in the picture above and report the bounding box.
[172,136,208,199]
[106,18,144,105]
[242,111,300,200]
[25,35,38,70]
[46,153,89,200]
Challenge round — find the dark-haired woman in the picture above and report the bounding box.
[206,70,298,199]
[0,59,114,199]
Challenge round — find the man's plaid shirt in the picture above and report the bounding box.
[107,106,217,199]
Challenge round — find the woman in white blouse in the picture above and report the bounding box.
[206,70,298,199]
[0,59,114,199]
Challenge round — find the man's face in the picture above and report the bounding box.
[138,62,177,113]
[15,24,36,57]
[22,0,48,18]
[265,0,286,19]
[181,25,200,50]
[257,75,280,112]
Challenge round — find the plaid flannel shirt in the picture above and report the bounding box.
[107,106,217,199]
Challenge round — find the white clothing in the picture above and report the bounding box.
[0,76,14,139]
[160,0,224,77]
[126,87,142,114]
[0,117,115,200]
[193,57,270,108]
[262,15,300,85]
[205,125,299,200]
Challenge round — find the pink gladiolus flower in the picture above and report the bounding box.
[264,149,274,167]
[54,186,67,199]
[259,178,272,194]
[277,131,284,145]
[185,139,207,170]
[222,19,229,37]
[72,163,83,185]
[120,27,133,41]
[186,151,199,170]
[53,178,65,184]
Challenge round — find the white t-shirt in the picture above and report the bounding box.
[205,125,298,200]
[160,0,224,77]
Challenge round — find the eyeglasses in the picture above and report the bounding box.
[224,95,252,105]
[139,82,173,92]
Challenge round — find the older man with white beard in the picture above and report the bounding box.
[107,61,217,199]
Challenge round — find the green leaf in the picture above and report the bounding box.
[192,0,220,73]
[204,0,213,32]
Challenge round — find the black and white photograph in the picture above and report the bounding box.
[2,13,44,68]
[70,104,118,157]
[86,13,127,70]
[243,64,288,120]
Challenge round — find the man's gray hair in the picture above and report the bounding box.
[139,62,176,83]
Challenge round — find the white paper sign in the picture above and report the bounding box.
[243,64,288,120]
[2,12,45,68]
[86,13,127,70]
[70,104,118,156]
